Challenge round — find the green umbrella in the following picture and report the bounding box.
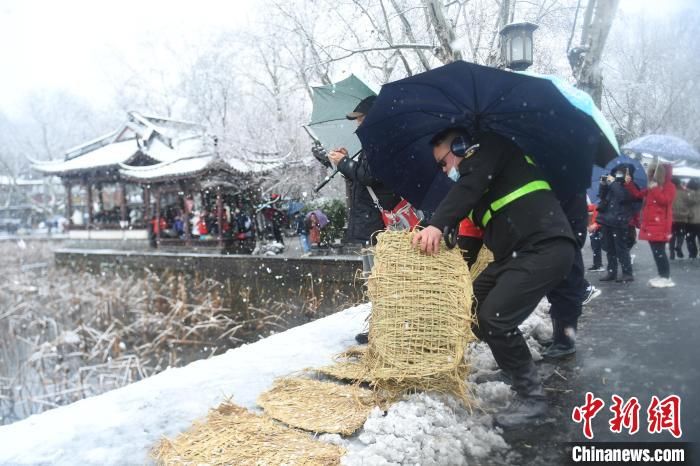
[305,75,375,156]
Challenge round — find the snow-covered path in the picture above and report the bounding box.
[0,302,553,465]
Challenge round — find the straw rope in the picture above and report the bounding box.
[363,230,476,402]
[258,377,376,435]
[469,245,494,280]
[151,401,344,465]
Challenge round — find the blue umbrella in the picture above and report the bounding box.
[356,61,619,212]
[587,164,606,205]
[622,134,700,163]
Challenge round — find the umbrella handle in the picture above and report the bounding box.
[443,226,457,250]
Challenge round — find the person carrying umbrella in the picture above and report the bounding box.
[623,163,677,287]
[412,128,576,428]
[327,96,400,247]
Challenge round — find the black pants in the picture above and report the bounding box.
[687,224,700,259]
[472,238,575,372]
[670,222,687,258]
[590,229,603,268]
[457,236,483,269]
[649,242,671,278]
[601,225,633,277]
[547,247,585,326]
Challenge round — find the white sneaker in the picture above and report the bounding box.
[582,285,602,305]
[649,277,675,288]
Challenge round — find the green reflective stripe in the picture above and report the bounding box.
[481,180,552,226]
[524,155,536,166]
[482,209,493,226]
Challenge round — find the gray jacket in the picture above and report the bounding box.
[673,188,692,223]
[687,189,700,225]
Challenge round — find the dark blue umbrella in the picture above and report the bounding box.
[588,155,647,204]
[356,61,619,212]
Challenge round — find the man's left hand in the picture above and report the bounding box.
[411,225,443,255]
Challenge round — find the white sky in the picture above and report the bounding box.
[0,0,254,118]
[0,0,695,120]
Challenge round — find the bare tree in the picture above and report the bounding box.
[567,0,620,106]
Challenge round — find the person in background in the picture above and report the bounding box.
[543,192,601,360]
[327,96,400,247]
[234,208,253,238]
[670,178,691,260]
[597,167,637,283]
[295,212,311,255]
[624,163,676,287]
[587,200,605,272]
[308,212,321,247]
[328,96,400,345]
[684,179,700,259]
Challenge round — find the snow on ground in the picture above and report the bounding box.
[0,301,553,466]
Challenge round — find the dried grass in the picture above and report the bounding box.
[469,245,494,280]
[152,400,344,465]
[257,377,375,435]
[364,231,477,404]
[0,241,352,424]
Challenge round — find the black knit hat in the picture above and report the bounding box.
[346,95,377,120]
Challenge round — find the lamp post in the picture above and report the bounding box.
[500,22,538,71]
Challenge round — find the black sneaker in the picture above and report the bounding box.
[542,343,576,359]
[355,332,369,344]
[599,273,617,282]
[587,265,605,272]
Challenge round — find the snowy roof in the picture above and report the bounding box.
[119,154,229,182]
[32,111,284,180]
[0,176,54,186]
[33,139,140,174]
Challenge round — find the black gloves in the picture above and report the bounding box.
[311,144,332,169]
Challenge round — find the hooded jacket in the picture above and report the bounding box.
[597,167,639,229]
[625,163,676,242]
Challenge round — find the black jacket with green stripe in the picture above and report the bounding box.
[429,132,575,262]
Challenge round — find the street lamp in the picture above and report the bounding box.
[500,22,538,71]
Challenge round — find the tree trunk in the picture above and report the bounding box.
[423,0,462,63]
[570,0,620,107]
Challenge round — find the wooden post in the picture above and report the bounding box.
[155,187,162,247]
[65,182,73,228]
[87,182,94,228]
[216,188,224,248]
[97,183,105,215]
[119,182,127,226]
[143,186,151,223]
[180,182,192,246]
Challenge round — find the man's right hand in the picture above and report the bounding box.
[328,148,348,166]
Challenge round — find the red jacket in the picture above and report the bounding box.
[624,164,676,243]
